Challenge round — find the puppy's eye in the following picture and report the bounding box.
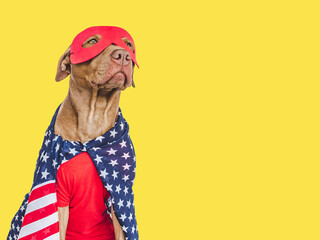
[88,39,98,44]
[126,42,132,47]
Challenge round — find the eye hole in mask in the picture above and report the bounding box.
[82,35,101,48]
[122,38,135,53]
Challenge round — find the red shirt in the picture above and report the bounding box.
[56,152,115,240]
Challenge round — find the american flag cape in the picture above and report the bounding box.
[7,103,139,240]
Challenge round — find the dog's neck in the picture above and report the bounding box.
[54,75,121,143]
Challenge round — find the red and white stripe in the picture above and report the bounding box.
[18,180,60,240]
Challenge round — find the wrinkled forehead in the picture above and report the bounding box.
[70,26,138,67]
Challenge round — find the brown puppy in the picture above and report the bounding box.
[55,36,136,240]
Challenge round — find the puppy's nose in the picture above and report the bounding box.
[110,49,131,66]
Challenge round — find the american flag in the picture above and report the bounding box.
[7,104,139,240]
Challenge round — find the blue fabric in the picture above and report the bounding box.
[7,103,139,240]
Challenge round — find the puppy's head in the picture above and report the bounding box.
[55,27,138,92]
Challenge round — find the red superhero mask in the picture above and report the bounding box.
[70,26,139,68]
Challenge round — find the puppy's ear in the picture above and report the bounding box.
[131,64,135,88]
[55,46,71,82]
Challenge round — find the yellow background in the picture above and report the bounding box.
[0,0,319,239]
